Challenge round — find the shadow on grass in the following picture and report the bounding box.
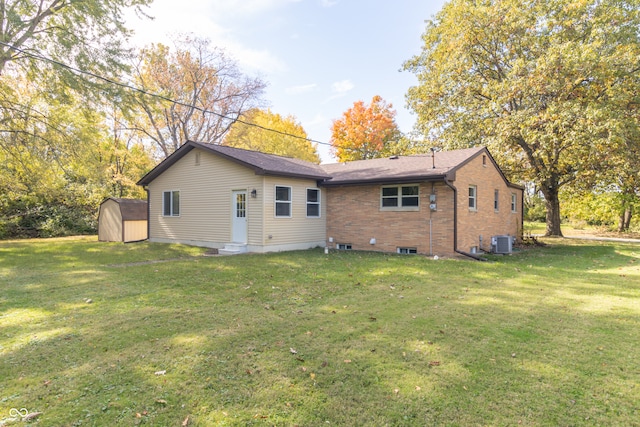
[0,242,638,425]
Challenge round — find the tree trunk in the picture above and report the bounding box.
[618,205,632,232]
[542,185,563,237]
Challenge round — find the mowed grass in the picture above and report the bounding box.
[0,237,639,426]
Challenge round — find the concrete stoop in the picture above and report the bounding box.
[218,243,248,255]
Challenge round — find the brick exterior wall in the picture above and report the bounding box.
[324,151,523,257]
[453,153,523,254]
[325,182,455,256]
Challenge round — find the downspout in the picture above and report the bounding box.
[444,178,486,261]
[144,186,150,242]
[429,218,432,257]
[429,182,434,256]
[520,189,525,241]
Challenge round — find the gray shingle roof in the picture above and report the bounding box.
[194,142,331,180]
[137,141,331,186]
[319,147,485,186]
[137,142,510,188]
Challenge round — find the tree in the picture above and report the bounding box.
[223,108,320,163]
[0,0,150,74]
[0,0,150,162]
[0,0,151,119]
[132,36,267,158]
[614,142,640,231]
[602,89,640,232]
[101,102,155,199]
[0,69,155,238]
[0,75,113,237]
[0,0,155,237]
[403,0,640,236]
[330,95,404,162]
[566,104,640,232]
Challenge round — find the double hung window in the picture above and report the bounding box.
[275,186,292,217]
[163,191,180,216]
[307,188,320,217]
[468,186,477,210]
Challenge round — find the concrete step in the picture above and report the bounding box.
[218,243,248,255]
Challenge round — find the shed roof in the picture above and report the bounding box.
[101,198,148,221]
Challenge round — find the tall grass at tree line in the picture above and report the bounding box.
[0,237,638,426]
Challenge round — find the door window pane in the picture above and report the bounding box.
[236,193,246,218]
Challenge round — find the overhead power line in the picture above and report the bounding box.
[0,41,332,147]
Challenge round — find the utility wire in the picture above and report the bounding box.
[0,41,333,147]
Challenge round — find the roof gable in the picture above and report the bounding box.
[137,143,520,189]
[137,141,330,186]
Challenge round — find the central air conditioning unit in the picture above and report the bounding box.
[491,235,513,254]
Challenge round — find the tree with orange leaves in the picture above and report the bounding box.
[330,95,404,162]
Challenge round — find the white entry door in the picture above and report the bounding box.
[232,191,248,243]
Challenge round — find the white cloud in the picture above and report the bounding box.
[207,0,302,17]
[126,0,287,74]
[225,42,288,73]
[331,79,354,94]
[305,113,328,127]
[320,80,354,103]
[285,83,318,95]
[320,0,340,7]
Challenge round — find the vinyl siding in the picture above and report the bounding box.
[146,148,326,251]
[261,176,326,249]
[147,148,262,247]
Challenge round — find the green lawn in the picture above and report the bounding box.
[1,237,639,426]
[524,221,640,239]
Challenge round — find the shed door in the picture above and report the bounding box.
[232,191,248,243]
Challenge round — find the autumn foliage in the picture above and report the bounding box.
[403,0,640,236]
[330,95,401,162]
[223,108,320,163]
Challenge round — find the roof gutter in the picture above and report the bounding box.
[443,177,486,262]
[319,174,448,187]
[255,170,332,181]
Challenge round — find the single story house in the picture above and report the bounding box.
[136,141,331,254]
[98,198,148,243]
[137,141,523,257]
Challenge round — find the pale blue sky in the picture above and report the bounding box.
[127,0,448,162]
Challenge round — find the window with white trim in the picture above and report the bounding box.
[337,243,352,250]
[381,185,419,209]
[511,193,517,213]
[306,188,320,217]
[163,190,180,217]
[468,185,477,210]
[275,186,292,217]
